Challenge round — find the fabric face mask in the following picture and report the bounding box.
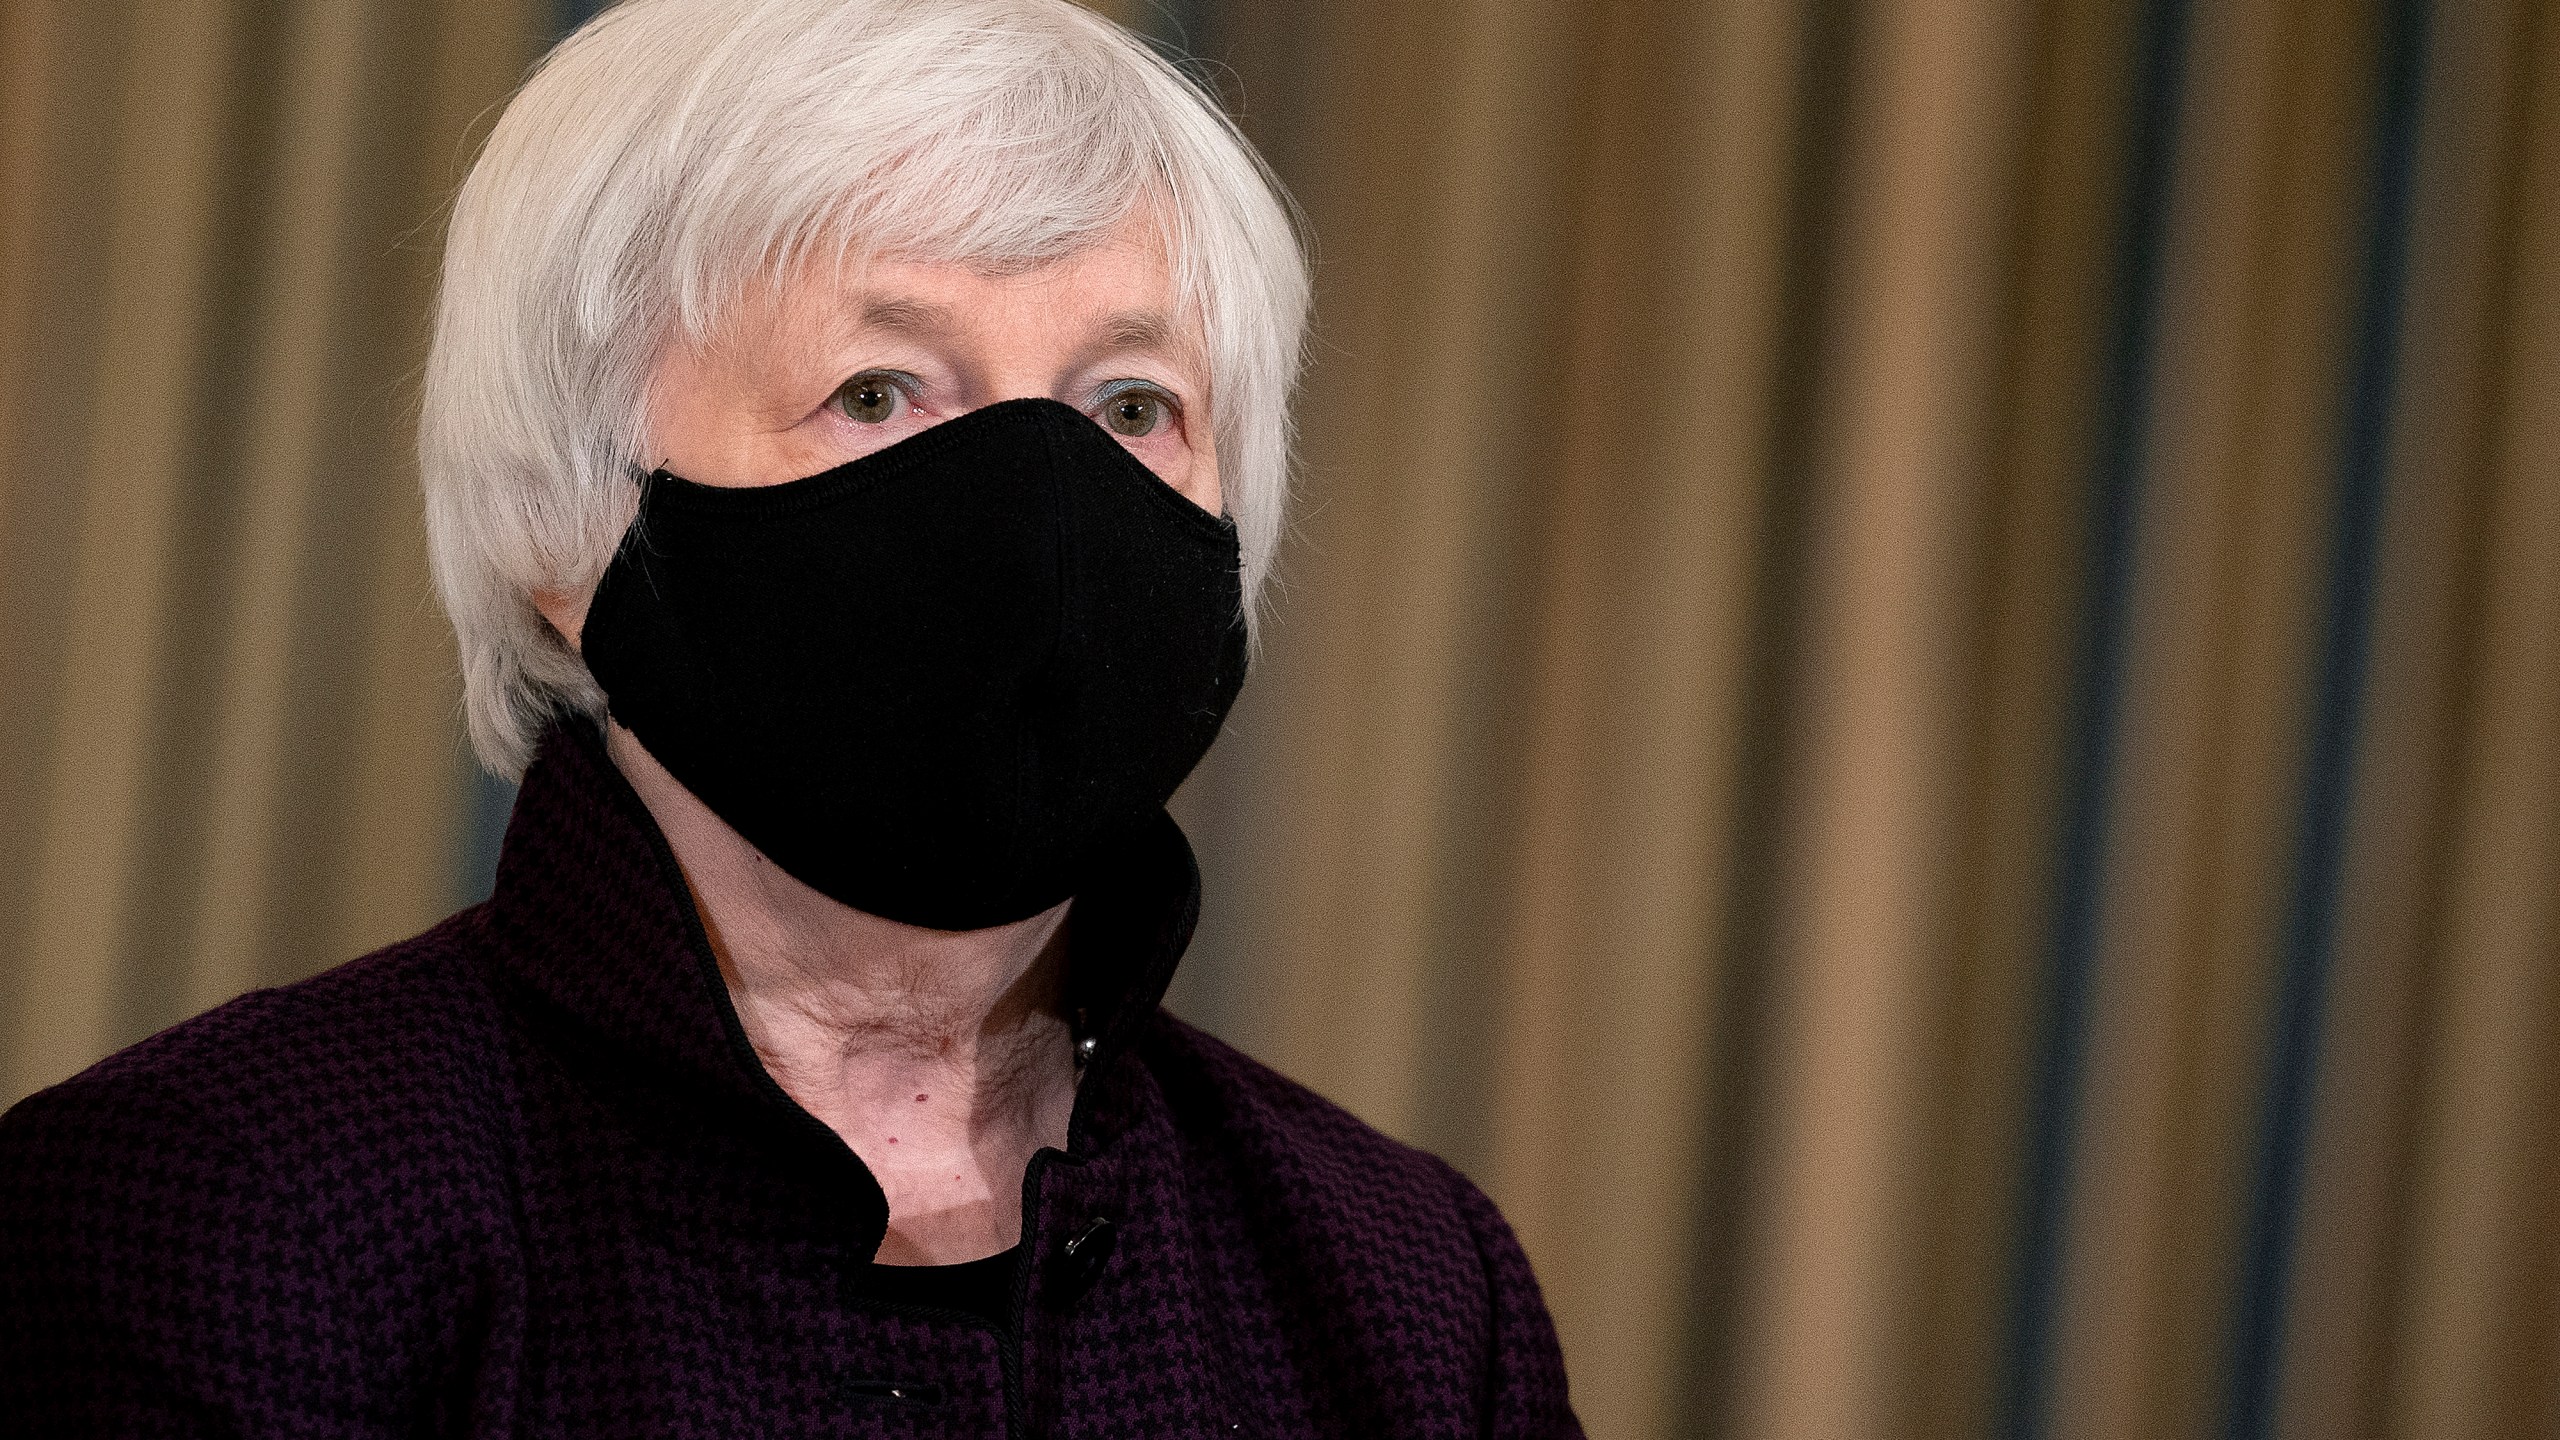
[579,396,1248,931]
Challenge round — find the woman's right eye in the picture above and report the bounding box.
[831,372,908,425]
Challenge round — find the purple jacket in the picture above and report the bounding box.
[0,722,1579,1437]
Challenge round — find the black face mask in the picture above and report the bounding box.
[580,397,1247,931]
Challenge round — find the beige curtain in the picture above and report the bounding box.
[1157,0,2560,1437]
[1164,0,2067,1432]
[0,0,542,1102]
[2277,0,2560,1433]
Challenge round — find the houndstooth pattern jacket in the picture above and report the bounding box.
[0,719,1580,1438]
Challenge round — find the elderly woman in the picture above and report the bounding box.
[0,1,1578,1435]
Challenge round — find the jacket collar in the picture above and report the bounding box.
[478,717,1201,1146]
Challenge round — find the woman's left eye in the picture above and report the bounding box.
[831,371,910,425]
[1098,385,1173,439]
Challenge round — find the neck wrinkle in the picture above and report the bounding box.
[603,718,1082,1205]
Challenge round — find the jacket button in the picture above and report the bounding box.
[1048,1214,1118,1308]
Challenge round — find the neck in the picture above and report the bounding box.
[605,721,1077,1264]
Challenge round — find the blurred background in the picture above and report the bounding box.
[2,0,2553,1435]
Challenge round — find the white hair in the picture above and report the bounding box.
[421,0,1310,778]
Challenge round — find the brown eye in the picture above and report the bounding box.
[1103,389,1166,438]
[834,373,902,425]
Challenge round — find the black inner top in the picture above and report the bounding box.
[856,1246,1022,1330]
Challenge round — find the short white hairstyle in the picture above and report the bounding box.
[422,0,1310,778]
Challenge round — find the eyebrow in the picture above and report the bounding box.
[1095,309,1176,351]
[856,296,958,336]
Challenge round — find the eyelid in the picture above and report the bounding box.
[1090,376,1181,413]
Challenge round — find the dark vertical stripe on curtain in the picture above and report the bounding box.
[1997,0,2194,1433]
[1676,0,1859,1431]
[2222,0,2432,1433]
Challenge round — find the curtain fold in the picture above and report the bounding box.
[2049,0,2380,1430]
[1729,0,2025,1433]
[1168,0,2559,1436]
[2368,5,2560,1428]
[0,0,543,1102]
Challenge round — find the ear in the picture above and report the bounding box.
[530,587,594,652]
